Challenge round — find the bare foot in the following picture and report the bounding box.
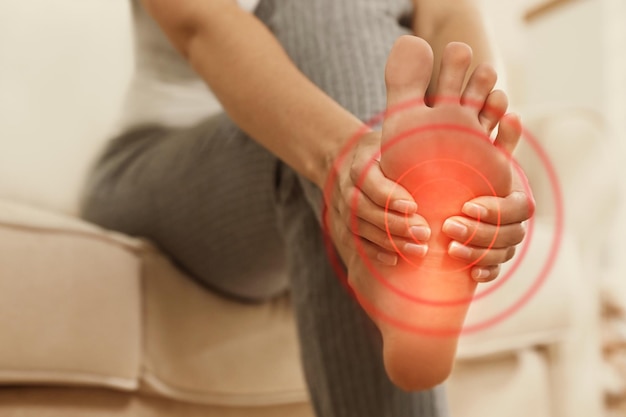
[349,36,521,390]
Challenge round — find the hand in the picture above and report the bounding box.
[326,130,431,266]
[443,167,536,282]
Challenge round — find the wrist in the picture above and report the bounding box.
[313,122,373,190]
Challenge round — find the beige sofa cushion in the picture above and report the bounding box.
[140,251,308,406]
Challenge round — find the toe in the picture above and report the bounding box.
[479,90,508,132]
[493,113,522,156]
[461,63,497,115]
[385,36,434,111]
[434,42,472,106]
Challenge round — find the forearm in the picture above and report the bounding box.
[413,0,495,94]
[141,1,364,188]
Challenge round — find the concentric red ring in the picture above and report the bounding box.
[320,96,558,336]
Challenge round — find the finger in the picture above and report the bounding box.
[442,216,526,248]
[470,265,501,283]
[357,234,400,267]
[341,191,431,258]
[336,198,420,265]
[352,219,429,258]
[461,191,534,225]
[331,205,399,267]
[349,218,398,252]
[344,189,431,240]
[448,242,516,266]
[351,158,417,214]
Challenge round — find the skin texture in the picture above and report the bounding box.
[139,0,535,390]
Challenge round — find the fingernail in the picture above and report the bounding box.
[472,268,490,281]
[442,219,468,238]
[409,225,431,241]
[377,252,398,266]
[449,241,472,260]
[404,243,428,257]
[462,202,488,219]
[391,200,417,214]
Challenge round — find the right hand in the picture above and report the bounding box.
[325,130,432,266]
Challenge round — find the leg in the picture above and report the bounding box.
[81,114,288,302]
[256,0,450,415]
[276,166,448,417]
[81,119,447,416]
[256,0,519,394]
[351,36,519,388]
[83,0,452,414]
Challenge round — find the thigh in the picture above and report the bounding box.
[81,113,288,301]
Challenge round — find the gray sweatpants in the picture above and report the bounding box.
[81,0,450,415]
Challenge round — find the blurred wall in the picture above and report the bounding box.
[1,0,624,257]
[0,0,133,213]
[481,0,626,299]
[602,0,626,301]
[481,0,605,111]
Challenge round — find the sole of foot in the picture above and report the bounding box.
[357,36,520,390]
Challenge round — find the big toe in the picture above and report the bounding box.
[385,36,434,111]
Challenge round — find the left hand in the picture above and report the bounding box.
[442,168,535,282]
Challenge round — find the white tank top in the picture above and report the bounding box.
[118,0,260,130]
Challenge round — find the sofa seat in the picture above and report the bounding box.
[0,197,590,416]
[0,199,308,409]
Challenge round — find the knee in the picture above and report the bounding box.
[195,268,290,304]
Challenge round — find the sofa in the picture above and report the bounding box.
[0,1,612,416]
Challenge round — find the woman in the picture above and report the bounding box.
[81,0,533,415]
